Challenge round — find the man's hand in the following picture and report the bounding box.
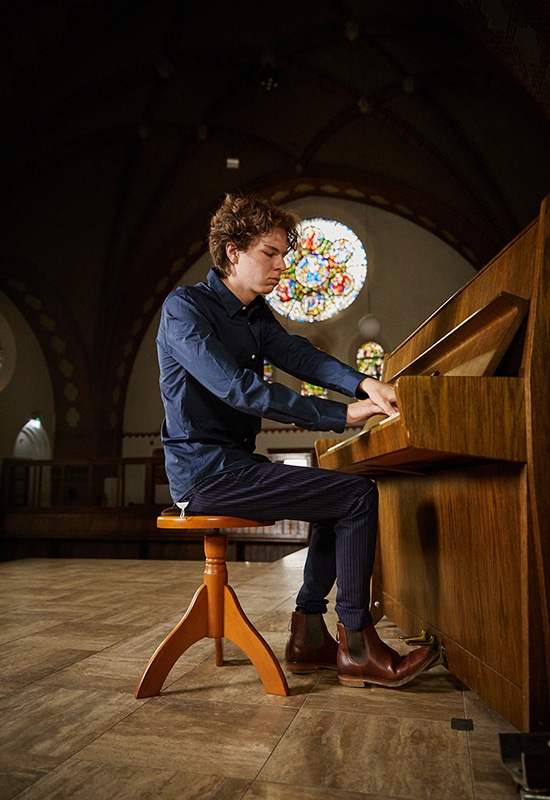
[346,377,399,424]
[358,376,398,416]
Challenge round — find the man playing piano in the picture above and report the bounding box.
[157,192,435,687]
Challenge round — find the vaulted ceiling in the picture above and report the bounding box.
[1,0,549,454]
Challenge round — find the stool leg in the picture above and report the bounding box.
[134,584,209,698]
[215,637,224,666]
[135,532,227,698]
[203,533,289,696]
[203,533,227,667]
[223,585,290,697]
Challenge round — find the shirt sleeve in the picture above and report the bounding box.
[158,291,350,433]
[262,305,366,398]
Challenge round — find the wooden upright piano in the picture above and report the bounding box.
[317,195,550,732]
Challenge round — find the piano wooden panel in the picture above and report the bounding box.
[317,196,550,732]
[320,375,526,474]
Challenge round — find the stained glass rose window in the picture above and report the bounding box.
[266,218,367,322]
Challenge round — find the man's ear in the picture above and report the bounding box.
[226,241,239,265]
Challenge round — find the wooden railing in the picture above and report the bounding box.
[0,456,310,562]
[1,456,168,509]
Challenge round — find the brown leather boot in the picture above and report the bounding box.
[337,622,436,687]
[284,611,339,673]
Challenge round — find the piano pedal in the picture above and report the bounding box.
[400,630,448,668]
[427,646,447,669]
[401,629,435,646]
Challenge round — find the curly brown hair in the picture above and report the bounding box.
[208,193,300,277]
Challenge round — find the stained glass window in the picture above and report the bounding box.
[299,346,328,396]
[266,218,367,322]
[356,341,385,380]
[263,360,273,382]
[300,381,327,398]
[355,342,384,380]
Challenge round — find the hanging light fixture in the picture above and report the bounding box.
[358,312,381,339]
[358,255,381,339]
[357,209,382,342]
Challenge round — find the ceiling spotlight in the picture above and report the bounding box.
[357,96,370,115]
[157,59,174,79]
[260,64,280,91]
[345,20,359,42]
[138,123,152,139]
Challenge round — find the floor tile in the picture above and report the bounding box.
[243,783,395,799]
[78,696,297,780]
[0,637,95,690]
[14,758,250,800]
[0,683,141,768]
[257,707,474,799]
[305,665,466,722]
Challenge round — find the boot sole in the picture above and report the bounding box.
[337,652,437,688]
[284,661,339,673]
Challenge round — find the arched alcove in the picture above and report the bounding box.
[13,418,52,460]
[0,292,55,463]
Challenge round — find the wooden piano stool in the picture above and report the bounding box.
[134,509,290,699]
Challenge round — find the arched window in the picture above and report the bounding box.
[266,218,367,322]
[356,341,385,380]
[263,360,273,382]
[299,346,328,397]
[300,381,327,398]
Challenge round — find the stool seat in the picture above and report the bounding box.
[134,511,290,698]
[157,512,273,529]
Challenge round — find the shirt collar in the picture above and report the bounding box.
[207,268,264,318]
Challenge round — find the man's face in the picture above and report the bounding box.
[224,227,288,304]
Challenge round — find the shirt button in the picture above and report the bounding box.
[251,354,256,360]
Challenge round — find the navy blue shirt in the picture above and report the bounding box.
[157,269,367,502]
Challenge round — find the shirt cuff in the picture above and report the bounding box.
[310,397,348,433]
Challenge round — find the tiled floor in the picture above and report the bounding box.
[0,551,519,799]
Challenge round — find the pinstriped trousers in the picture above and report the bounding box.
[182,461,378,630]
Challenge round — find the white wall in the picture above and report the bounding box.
[123,199,476,458]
